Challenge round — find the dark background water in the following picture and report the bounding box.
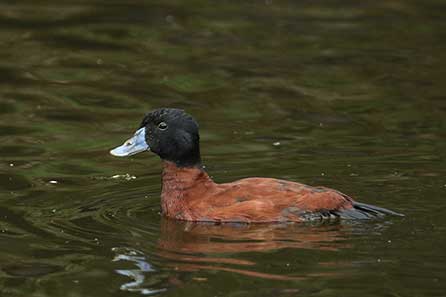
[0,1,445,296]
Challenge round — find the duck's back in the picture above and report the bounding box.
[189,177,355,222]
[160,163,402,223]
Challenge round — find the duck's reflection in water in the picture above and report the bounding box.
[114,218,356,294]
[157,218,352,281]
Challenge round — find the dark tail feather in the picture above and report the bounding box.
[338,202,404,220]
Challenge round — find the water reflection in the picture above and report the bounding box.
[157,219,354,281]
[158,218,350,255]
[113,247,166,295]
[114,218,354,293]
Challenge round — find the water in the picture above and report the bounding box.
[1,1,445,296]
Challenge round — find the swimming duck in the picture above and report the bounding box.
[110,108,402,223]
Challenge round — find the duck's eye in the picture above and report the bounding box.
[158,122,168,130]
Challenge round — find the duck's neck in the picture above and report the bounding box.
[160,161,215,219]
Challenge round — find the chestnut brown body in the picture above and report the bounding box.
[161,161,360,223]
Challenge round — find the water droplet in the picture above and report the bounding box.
[273,142,281,146]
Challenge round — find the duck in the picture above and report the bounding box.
[110,108,403,223]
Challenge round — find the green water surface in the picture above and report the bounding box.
[0,1,445,296]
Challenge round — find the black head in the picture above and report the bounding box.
[110,108,201,167]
